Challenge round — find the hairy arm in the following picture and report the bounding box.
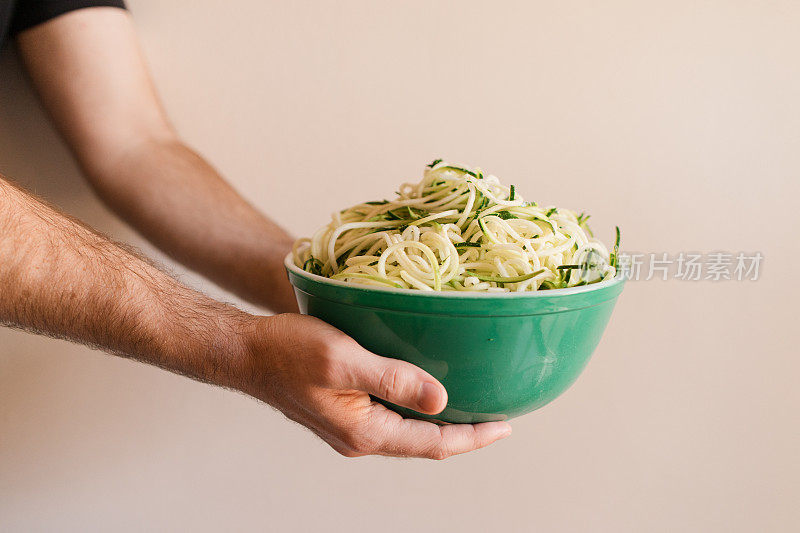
[0,177,510,458]
[15,7,297,313]
[0,176,248,384]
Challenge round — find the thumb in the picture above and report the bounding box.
[344,351,448,415]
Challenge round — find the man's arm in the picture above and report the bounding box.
[15,7,297,313]
[0,176,511,458]
[0,175,250,385]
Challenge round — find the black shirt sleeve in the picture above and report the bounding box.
[10,0,126,36]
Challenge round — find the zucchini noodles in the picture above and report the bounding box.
[293,160,621,292]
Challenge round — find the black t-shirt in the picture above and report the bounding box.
[0,0,126,45]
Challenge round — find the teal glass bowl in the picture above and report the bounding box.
[285,255,624,424]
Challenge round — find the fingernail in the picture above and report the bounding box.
[417,382,443,413]
[499,426,513,438]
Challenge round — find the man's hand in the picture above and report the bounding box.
[1,178,510,459]
[234,314,512,459]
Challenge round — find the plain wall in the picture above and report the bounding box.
[1,1,798,531]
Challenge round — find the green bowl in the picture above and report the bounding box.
[285,254,624,424]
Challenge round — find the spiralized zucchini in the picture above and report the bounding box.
[293,160,620,292]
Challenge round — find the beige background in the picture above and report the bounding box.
[1,1,798,531]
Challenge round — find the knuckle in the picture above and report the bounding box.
[341,429,378,454]
[377,365,403,399]
[315,336,343,361]
[316,355,343,386]
[334,447,362,459]
[426,431,451,460]
[312,338,353,386]
[429,446,449,461]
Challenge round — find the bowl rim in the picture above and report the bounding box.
[284,252,625,299]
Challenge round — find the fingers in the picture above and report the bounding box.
[346,409,512,459]
[338,351,448,415]
[387,418,512,459]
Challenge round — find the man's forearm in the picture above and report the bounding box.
[79,137,298,314]
[0,176,510,460]
[0,176,248,387]
[15,12,295,314]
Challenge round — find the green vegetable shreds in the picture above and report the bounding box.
[293,160,622,291]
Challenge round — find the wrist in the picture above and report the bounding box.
[198,309,255,391]
[224,312,295,402]
[236,242,298,314]
[143,283,255,391]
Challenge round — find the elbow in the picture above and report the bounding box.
[78,127,182,192]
